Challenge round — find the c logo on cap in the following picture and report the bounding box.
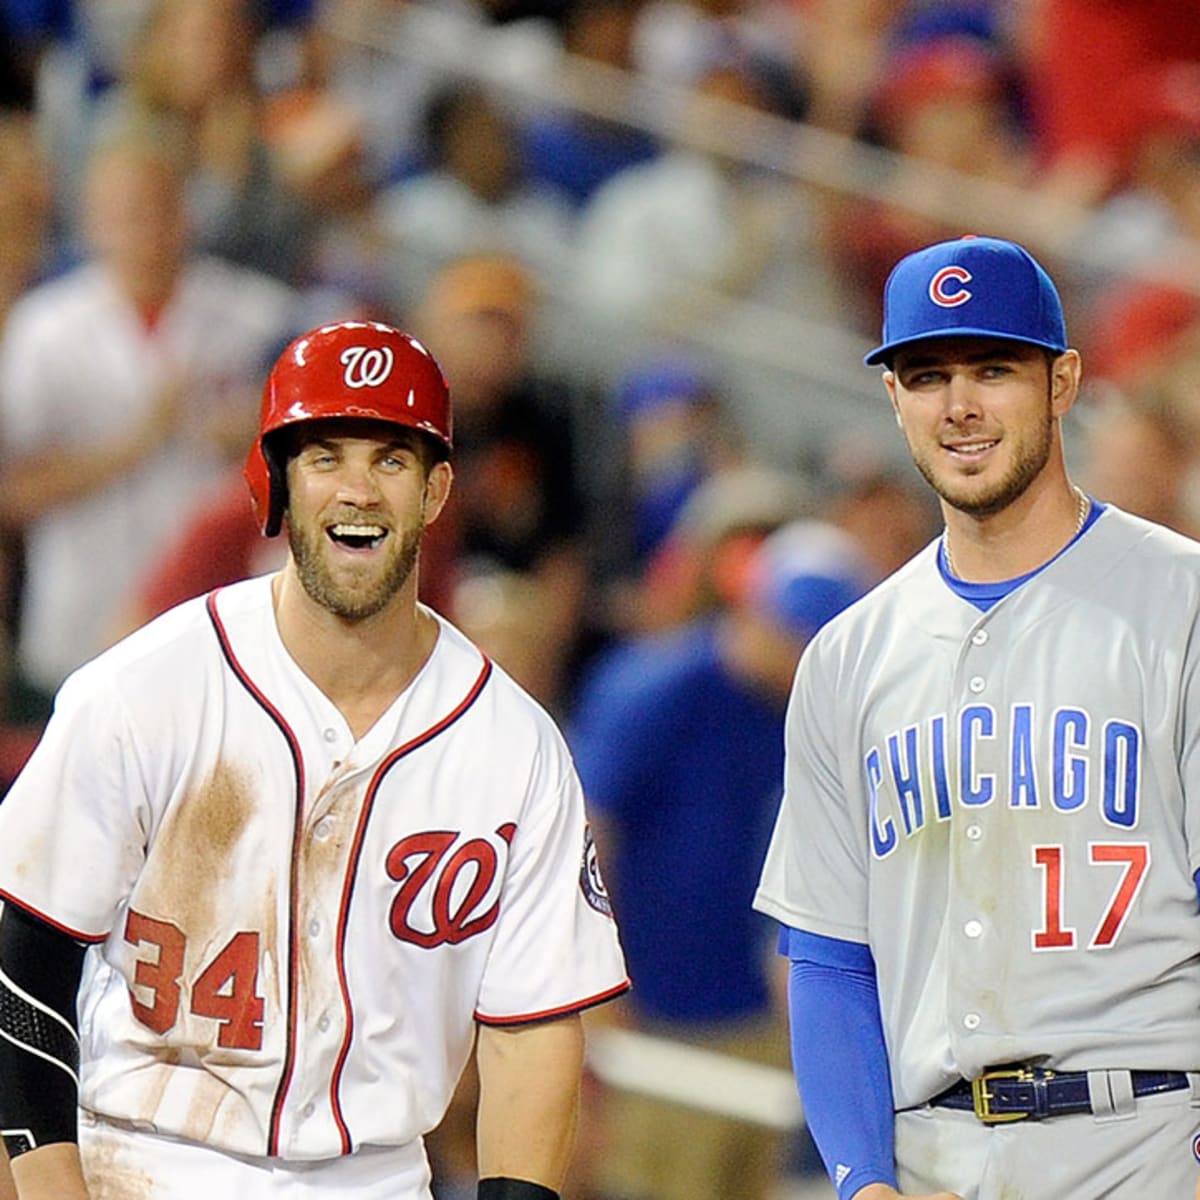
[929,266,972,308]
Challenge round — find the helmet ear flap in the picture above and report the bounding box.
[243,432,289,538]
[264,441,288,538]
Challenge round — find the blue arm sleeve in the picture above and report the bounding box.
[782,927,897,1200]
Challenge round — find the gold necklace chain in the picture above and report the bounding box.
[944,487,1090,578]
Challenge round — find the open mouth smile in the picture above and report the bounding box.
[327,522,389,551]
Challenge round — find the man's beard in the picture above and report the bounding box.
[288,519,424,622]
[911,404,1054,519]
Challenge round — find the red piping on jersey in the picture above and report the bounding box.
[206,589,307,1158]
[475,979,632,1027]
[327,654,494,1153]
[0,890,108,944]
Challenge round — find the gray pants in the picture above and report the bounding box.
[896,1072,1200,1199]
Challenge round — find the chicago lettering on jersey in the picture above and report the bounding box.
[865,704,1142,858]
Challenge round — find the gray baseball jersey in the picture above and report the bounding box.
[0,575,628,1164]
[756,505,1200,1108]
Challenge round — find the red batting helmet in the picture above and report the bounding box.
[244,320,452,536]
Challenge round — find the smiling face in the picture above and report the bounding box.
[884,337,1080,518]
[282,420,452,622]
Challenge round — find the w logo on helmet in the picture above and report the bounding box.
[340,345,395,389]
[929,266,973,308]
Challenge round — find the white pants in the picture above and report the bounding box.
[896,1072,1200,1200]
[79,1112,434,1199]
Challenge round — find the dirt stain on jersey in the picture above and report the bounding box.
[302,780,355,877]
[176,1065,230,1145]
[294,775,361,1035]
[140,761,256,936]
[11,830,48,884]
[134,1044,185,1120]
[82,1137,157,1200]
[127,762,278,1139]
[132,1042,253,1148]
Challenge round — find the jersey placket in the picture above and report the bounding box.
[946,611,1004,1066]
[277,715,372,1157]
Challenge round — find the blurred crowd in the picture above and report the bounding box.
[2,0,1200,1197]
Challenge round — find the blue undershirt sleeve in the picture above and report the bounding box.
[781,926,897,1200]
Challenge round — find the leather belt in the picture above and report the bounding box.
[931,1067,1190,1123]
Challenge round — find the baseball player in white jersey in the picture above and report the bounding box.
[754,235,1200,1200]
[0,320,629,1200]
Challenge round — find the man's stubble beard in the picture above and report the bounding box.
[910,400,1055,520]
[288,518,425,622]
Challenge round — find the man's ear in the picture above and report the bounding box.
[422,460,454,526]
[883,371,903,429]
[1050,349,1082,419]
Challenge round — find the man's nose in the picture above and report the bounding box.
[334,461,383,506]
[943,374,982,423]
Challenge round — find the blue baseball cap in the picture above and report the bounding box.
[617,356,713,420]
[745,520,873,640]
[864,235,1068,366]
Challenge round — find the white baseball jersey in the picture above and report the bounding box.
[756,505,1200,1108]
[0,257,296,691]
[0,575,628,1162]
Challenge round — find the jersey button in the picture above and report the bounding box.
[963,1013,981,1030]
[968,676,985,693]
[314,818,333,841]
[966,824,982,841]
[964,920,983,939]
[302,1102,316,1119]
[971,629,988,646]
[323,728,338,743]
[318,1014,331,1033]
[308,918,321,938]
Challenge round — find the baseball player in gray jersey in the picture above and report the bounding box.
[755,235,1200,1200]
[0,320,628,1199]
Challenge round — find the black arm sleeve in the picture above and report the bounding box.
[0,902,88,1156]
[478,1180,560,1200]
